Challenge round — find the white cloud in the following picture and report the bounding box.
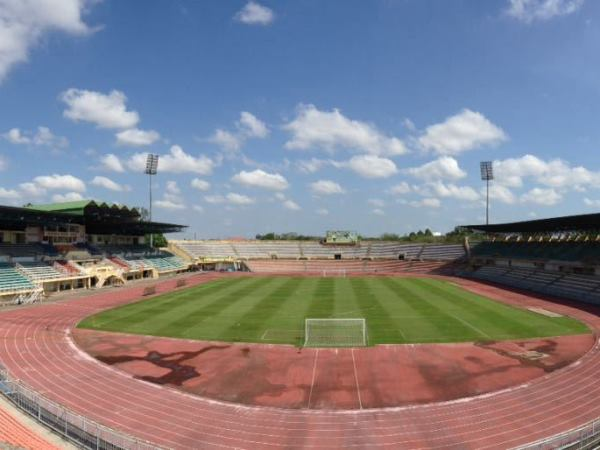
[226,192,255,205]
[51,192,84,202]
[3,128,29,144]
[0,187,20,199]
[316,208,329,216]
[19,182,45,197]
[389,182,411,195]
[296,158,328,174]
[407,156,466,181]
[371,208,385,216]
[282,199,301,211]
[61,88,140,129]
[238,111,268,138]
[368,198,385,207]
[421,181,480,202]
[33,174,86,192]
[406,198,441,208]
[90,176,128,192]
[128,145,214,175]
[204,193,255,205]
[0,0,95,83]
[232,169,289,191]
[210,129,242,152]
[99,154,125,173]
[520,187,562,205]
[418,109,507,155]
[193,204,204,213]
[3,126,68,149]
[487,184,517,204]
[154,199,185,210]
[210,112,268,152]
[507,0,584,23]
[494,154,600,190]
[116,128,160,147]
[234,1,275,25]
[340,155,398,179]
[584,198,600,207]
[284,104,407,156]
[310,180,346,195]
[0,156,7,171]
[166,180,180,195]
[191,178,210,191]
[204,195,225,204]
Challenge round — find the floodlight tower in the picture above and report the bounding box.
[145,154,159,247]
[480,161,494,225]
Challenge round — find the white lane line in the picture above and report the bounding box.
[307,348,319,409]
[351,348,363,410]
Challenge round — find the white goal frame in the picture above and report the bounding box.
[321,269,347,277]
[304,318,367,347]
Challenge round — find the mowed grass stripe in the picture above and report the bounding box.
[156,277,276,337]
[411,278,539,338]
[377,277,461,341]
[78,276,590,345]
[81,277,246,330]
[414,278,587,338]
[218,277,305,342]
[350,277,405,344]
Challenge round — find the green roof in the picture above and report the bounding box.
[25,200,137,216]
[25,200,94,215]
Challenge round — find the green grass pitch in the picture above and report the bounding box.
[78,276,589,346]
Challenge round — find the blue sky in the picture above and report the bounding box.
[1,0,600,238]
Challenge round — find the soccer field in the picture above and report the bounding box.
[78,276,589,346]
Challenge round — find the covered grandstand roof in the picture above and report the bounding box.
[462,212,600,233]
[0,201,185,235]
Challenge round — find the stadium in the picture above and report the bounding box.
[0,198,599,449]
[2,1,600,449]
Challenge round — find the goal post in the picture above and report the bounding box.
[304,318,367,347]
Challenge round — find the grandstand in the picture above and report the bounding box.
[169,240,466,267]
[0,201,187,303]
[463,212,600,305]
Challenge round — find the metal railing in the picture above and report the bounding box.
[0,364,163,450]
[516,418,600,449]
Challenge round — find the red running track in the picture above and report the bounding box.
[0,272,599,449]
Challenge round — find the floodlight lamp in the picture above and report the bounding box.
[145,154,159,175]
[480,161,494,181]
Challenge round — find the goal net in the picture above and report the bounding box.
[304,318,367,347]
[321,269,346,277]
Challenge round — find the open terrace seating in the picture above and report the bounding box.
[16,262,64,281]
[468,265,600,305]
[0,263,37,293]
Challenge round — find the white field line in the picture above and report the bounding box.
[351,348,363,410]
[445,310,492,339]
[307,348,319,409]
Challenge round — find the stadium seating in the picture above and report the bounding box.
[0,263,37,293]
[16,262,64,281]
[468,265,600,305]
[0,243,51,258]
[171,240,466,261]
[244,259,458,274]
[142,254,188,272]
[471,241,600,263]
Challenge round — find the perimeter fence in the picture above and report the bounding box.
[0,364,163,450]
[515,418,600,450]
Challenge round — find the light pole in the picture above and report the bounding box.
[480,161,494,225]
[145,154,159,247]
